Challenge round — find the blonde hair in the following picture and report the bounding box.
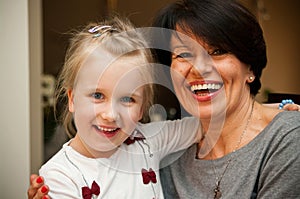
[55,16,154,137]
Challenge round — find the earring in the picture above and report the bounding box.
[248,76,254,82]
[247,76,254,83]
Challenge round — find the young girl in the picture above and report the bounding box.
[34,16,200,199]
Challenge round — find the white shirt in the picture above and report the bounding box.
[39,117,200,199]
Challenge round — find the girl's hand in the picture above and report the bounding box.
[283,103,300,111]
[27,174,50,199]
[263,102,300,111]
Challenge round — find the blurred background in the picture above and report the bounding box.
[1,0,299,197]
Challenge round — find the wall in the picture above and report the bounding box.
[116,0,175,26]
[0,0,42,197]
[258,0,300,101]
[43,0,107,76]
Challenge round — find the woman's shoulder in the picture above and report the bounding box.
[272,111,300,126]
[261,103,300,128]
[263,111,300,142]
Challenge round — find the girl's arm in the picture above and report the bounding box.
[139,116,202,158]
[263,103,300,111]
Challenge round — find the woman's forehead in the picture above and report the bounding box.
[170,31,209,53]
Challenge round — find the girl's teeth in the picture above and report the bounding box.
[96,126,117,132]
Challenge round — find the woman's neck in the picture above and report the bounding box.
[198,100,257,159]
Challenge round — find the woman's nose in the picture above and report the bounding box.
[191,53,213,77]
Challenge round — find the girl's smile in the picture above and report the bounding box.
[93,125,121,138]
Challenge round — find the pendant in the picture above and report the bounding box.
[214,181,222,199]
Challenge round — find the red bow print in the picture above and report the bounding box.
[141,168,157,184]
[124,137,145,145]
[82,181,100,199]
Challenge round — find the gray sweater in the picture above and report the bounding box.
[160,111,300,199]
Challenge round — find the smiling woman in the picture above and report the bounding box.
[152,0,300,198]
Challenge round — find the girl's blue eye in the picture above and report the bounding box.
[92,92,103,100]
[121,96,134,103]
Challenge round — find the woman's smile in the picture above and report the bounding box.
[188,80,224,102]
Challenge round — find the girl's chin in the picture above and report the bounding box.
[88,144,120,157]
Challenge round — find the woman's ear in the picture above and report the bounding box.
[246,68,255,83]
[67,89,75,112]
[247,75,255,83]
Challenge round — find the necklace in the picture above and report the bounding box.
[64,150,99,199]
[211,100,255,199]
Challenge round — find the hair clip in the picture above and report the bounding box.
[88,25,118,38]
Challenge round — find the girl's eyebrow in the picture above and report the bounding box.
[85,87,102,92]
[123,91,143,99]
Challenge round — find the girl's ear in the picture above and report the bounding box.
[67,89,75,112]
[138,107,144,121]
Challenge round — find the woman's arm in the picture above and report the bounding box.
[27,174,50,199]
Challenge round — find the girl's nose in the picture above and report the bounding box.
[98,104,119,122]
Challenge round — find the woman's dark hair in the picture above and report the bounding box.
[152,0,267,95]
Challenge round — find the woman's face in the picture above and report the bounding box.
[170,28,253,120]
[68,50,145,157]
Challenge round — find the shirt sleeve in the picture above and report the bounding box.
[137,117,201,159]
[39,166,81,198]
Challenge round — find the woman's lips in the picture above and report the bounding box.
[188,81,223,102]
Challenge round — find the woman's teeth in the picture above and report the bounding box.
[191,83,222,91]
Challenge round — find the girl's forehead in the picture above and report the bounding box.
[76,54,147,87]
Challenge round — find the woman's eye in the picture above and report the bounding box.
[209,49,228,56]
[92,92,103,100]
[120,96,134,103]
[172,52,193,63]
[174,52,192,59]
